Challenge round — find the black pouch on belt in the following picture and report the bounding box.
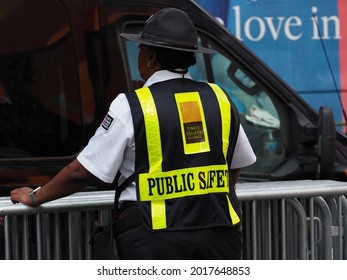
[89,222,119,260]
[89,172,135,260]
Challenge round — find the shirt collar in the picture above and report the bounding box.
[144,70,192,87]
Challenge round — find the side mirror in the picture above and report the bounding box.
[318,106,336,179]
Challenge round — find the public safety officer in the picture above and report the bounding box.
[11,7,256,259]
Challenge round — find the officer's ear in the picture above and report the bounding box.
[148,49,160,66]
[148,50,162,70]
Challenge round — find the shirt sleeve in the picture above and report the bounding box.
[230,124,257,169]
[77,94,134,183]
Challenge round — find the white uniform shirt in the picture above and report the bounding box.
[77,70,256,202]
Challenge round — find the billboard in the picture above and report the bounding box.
[197,0,347,131]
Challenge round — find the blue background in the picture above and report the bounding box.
[196,0,343,126]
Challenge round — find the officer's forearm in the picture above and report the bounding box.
[34,159,96,205]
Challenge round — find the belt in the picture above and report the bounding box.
[119,201,138,211]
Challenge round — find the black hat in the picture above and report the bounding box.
[120,8,216,54]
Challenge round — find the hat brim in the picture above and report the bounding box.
[120,33,217,54]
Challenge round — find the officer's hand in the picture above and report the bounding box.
[10,187,34,206]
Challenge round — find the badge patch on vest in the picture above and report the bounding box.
[101,114,114,132]
[175,92,210,154]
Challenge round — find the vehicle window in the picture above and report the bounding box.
[0,0,82,158]
[207,50,286,173]
[121,23,287,175]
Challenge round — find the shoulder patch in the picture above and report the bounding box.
[101,114,114,132]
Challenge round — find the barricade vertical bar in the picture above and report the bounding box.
[251,200,257,259]
[68,212,72,259]
[314,197,333,259]
[285,198,308,259]
[85,211,92,260]
[23,214,30,259]
[309,198,315,259]
[99,209,112,225]
[36,214,43,260]
[262,201,269,259]
[267,201,272,259]
[68,211,74,259]
[272,200,280,260]
[68,211,82,259]
[281,199,286,260]
[12,216,19,259]
[260,201,266,259]
[4,215,11,260]
[312,216,323,257]
[43,214,51,259]
[285,204,295,258]
[342,196,347,260]
[77,212,83,259]
[54,213,61,259]
[293,208,298,258]
[338,196,343,260]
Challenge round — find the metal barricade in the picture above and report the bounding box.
[0,191,115,260]
[238,180,347,260]
[1,180,347,260]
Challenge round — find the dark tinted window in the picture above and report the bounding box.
[0,0,82,158]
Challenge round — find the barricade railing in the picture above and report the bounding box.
[238,180,347,260]
[1,179,346,260]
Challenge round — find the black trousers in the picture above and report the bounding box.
[116,205,242,260]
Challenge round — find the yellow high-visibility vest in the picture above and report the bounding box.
[126,79,241,231]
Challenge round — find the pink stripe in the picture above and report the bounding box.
[338,0,347,131]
